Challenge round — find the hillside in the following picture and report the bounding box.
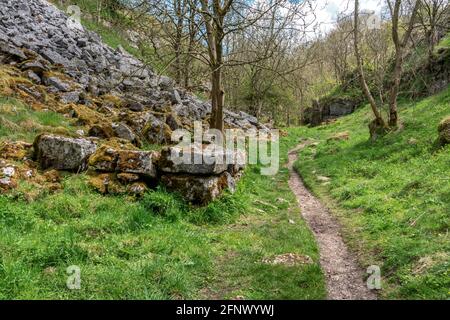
[0,0,325,300]
[292,87,450,299]
[0,0,449,303]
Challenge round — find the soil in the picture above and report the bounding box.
[287,142,377,300]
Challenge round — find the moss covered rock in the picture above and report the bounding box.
[160,171,237,204]
[34,134,97,171]
[438,116,450,146]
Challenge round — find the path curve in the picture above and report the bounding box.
[288,142,377,300]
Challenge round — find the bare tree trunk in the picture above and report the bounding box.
[210,66,224,131]
[354,0,388,128]
[173,0,185,85]
[387,0,421,127]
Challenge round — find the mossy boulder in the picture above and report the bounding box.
[88,140,159,178]
[438,116,450,146]
[34,134,97,171]
[88,145,119,171]
[116,150,159,178]
[0,141,33,160]
[88,173,126,195]
[143,120,173,145]
[166,112,183,131]
[160,171,237,204]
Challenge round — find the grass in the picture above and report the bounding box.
[290,86,450,299]
[0,96,76,143]
[0,123,326,299]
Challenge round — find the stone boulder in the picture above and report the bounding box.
[158,144,236,175]
[116,150,159,178]
[88,145,119,172]
[160,171,237,204]
[34,134,97,171]
[328,98,357,117]
[88,143,159,178]
[438,116,450,146]
[143,114,173,145]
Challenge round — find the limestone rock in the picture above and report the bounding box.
[116,150,159,178]
[160,171,236,204]
[117,172,140,183]
[43,76,71,92]
[143,115,173,145]
[127,182,148,196]
[0,141,33,160]
[34,134,97,171]
[158,145,231,175]
[112,122,136,144]
[59,91,80,104]
[88,145,119,172]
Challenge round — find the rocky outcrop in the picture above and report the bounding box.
[33,134,97,171]
[157,145,244,203]
[0,0,252,204]
[0,0,268,135]
[303,97,361,127]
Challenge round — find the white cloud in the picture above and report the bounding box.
[306,0,384,35]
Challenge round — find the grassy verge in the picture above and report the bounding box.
[290,87,450,299]
[0,96,76,142]
[0,118,325,299]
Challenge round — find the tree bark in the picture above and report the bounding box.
[387,0,421,127]
[353,0,388,128]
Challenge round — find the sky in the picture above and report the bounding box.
[310,0,383,34]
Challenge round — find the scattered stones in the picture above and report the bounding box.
[0,0,262,204]
[59,91,80,104]
[34,134,97,171]
[0,141,33,160]
[327,131,350,142]
[43,76,71,92]
[262,253,313,267]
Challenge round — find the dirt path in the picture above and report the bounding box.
[287,142,377,300]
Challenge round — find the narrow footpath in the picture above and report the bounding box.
[287,142,377,300]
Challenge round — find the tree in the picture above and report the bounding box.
[354,0,388,129]
[191,0,311,131]
[387,0,421,127]
[353,0,421,135]
[416,0,449,61]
